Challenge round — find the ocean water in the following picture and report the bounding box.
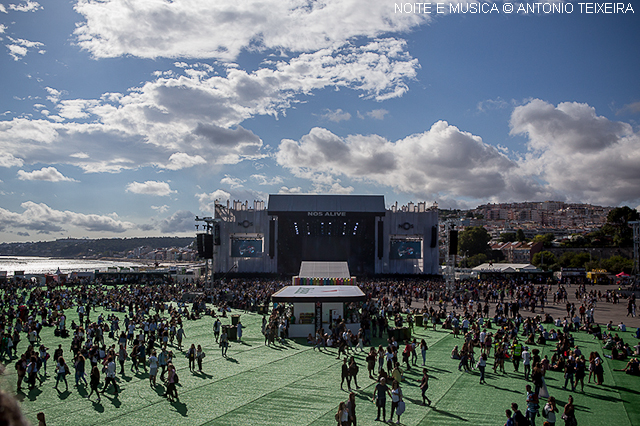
[0,256,147,276]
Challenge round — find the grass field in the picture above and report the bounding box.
[1,306,639,426]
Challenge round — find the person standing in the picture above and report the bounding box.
[525,384,540,426]
[237,321,243,341]
[187,344,196,372]
[477,353,487,385]
[420,339,428,366]
[336,401,349,426]
[542,396,558,425]
[562,395,576,426]
[26,356,39,390]
[220,329,229,358]
[165,363,178,402]
[346,392,357,426]
[522,346,531,382]
[419,368,432,405]
[74,353,87,387]
[372,377,391,422]
[390,379,404,424]
[196,345,205,372]
[148,351,158,387]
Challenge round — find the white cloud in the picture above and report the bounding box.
[0,201,133,233]
[279,186,302,194]
[196,190,231,213]
[0,40,417,175]
[0,153,24,168]
[162,152,207,170]
[125,181,176,196]
[0,5,7,13]
[321,109,351,123]
[511,99,640,206]
[366,109,389,120]
[0,24,7,32]
[151,205,170,214]
[220,175,246,189]
[8,1,41,12]
[477,97,510,113]
[73,0,429,60]
[17,166,78,182]
[276,123,518,201]
[5,36,44,61]
[157,210,195,233]
[251,174,284,186]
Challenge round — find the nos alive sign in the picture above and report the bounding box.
[307,211,346,217]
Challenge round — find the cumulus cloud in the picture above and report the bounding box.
[0,201,133,233]
[617,101,640,115]
[157,210,195,233]
[162,152,207,170]
[0,153,24,168]
[196,189,231,213]
[0,39,416,176]
[279,186,302,194]
[17,166,78,182]
[366,109,389,120]
[321,109,351,122]
[151,205,170,214]
[73,0,429,60]
[126,181,176,196]
[276,122,517,200]
[251,174,284,186]
[220,175,246,189]
[511,99,640,205]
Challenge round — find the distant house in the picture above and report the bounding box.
[490,241,543,263]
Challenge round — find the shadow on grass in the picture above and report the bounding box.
[430,406,469,422]
[171,400,188,417]
[26,387,43,401]
[225,357,239,364]
[92,400,105,413]
[194,371,214,379]
[487,383,521,394]
[602,383,640,395]
[56,389,72,400]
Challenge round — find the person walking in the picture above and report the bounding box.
[341,358,351,391]
[86,365,101,403]
[525,384,540,426]
[349,356,360,389]
[101,356,118,397]
[74,353,88,387]
[213,318,221,343]
[54,356,69,391]
[419,368,432,405]
[420,339,428,366]
[165,363,178,402]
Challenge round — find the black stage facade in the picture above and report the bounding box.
[207,194,439,276]
[268,195,385,275]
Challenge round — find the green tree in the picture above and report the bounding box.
[516,229,527,242]
[532,250,557,270]
[458,226,491,257]
[601,255,633,274]
[532,233,555,247]
[603,206,640,247]
[499,233,517,243]
[466,253,488,268]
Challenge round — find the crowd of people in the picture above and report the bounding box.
[0,274,638,426]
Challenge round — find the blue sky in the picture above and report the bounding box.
[1,0,639,242]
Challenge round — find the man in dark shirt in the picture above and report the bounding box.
[372,377,391,422]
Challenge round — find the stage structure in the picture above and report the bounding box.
[203,194,439,276]
[292,261,356,285]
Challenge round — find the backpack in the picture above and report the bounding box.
[514,411,527,426]
[173,372,179,384]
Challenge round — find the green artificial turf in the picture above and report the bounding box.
[1,307,639,426]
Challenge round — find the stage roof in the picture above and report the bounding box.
[271,285,366,303]
[267,194,385,214]
[298,261,350,278]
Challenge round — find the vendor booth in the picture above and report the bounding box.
[271,285,366,338]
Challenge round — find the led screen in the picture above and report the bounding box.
[231,239,263,257]
[389,240,421,259]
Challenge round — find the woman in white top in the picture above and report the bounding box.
[390,379,404,424]
[148,351,159,386]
